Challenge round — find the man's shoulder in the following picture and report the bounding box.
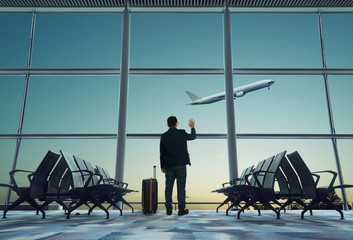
[161,129,185,137]
[161,128,177,137]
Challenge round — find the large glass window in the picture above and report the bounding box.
[0,13,32,69]
[337,140,353,205]
[328,75,353,134]
[1,9,352,209]
[22,76,119,134]
[130,13,223,68]
[124,139,228,209]
[322,13,353,68]
[0,76,26,134]
[124,138,341,209]
[0,140,16,204]
[234,75,330,134]
[231,13,322,68]
[127,75,226,134]
[31,13,122,68]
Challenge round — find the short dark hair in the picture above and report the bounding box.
[167,116,178,127]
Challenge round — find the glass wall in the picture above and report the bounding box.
[337,140,353,205]
[0,76,26,134]
[0,13,32,68]
[328,75,353,134]
[0,10,352,208]
[0,140,17,203]
[234,75,330,134]
[231,13,322,68]
[124,139,229,209]
[322,13,353,68]
[127,75,226,134]
[23,76,119,134]
[130,13,223,68]
[31,13,122,68]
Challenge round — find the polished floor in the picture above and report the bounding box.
[1,209,353,240]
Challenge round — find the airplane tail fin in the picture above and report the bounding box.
[186,91,201,102]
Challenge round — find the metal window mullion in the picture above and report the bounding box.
[6,12,36,205]
[318,12,348,210]
[115,5,130,185]
[223,2,238,181]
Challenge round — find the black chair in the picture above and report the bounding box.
[286,151,353,219]
[60,151,110,219]
[235,151,287,219]
[213,155,275,217]
[275,154,313,216]
[74,156,130,216]
[93,164,136,213]
[36,157,72,214]
[0,151,61,218]
[213,165,254,214]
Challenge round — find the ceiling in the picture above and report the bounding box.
[1,0,353,8]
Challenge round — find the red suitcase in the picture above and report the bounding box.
[142,166,158,214]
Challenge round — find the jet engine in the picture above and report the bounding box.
[235,91,245,97]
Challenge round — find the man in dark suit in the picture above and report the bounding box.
[160,116,196,216]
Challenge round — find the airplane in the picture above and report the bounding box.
[186,79,274,105]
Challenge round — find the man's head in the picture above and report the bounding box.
[167,116,178,128]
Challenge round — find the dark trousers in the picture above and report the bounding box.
[165,165,187,211]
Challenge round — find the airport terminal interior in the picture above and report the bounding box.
[1,0,353,239]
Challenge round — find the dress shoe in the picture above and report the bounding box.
[178,209,189,216]
[166,210,172,215]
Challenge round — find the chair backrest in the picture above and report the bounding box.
[249,159,266,187]
[102,168,112,180]
[255,156,275,187]
[279,155,302,196]
[59,170,72,194]
[29,150,61,198]
[95,165,110,184]
[46,157,68,194]
[73,155,93,186]
[83,160,100,185]
[286,151,316,198]
[262,151,287,189]
[235,165,254,185]
[234,168,247,185]
[275,168,290,196]
[60,150,84,189]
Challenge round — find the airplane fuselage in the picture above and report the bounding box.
[187,79,274,105]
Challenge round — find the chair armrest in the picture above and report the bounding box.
[222,181,231,188]
[93,173,103,185]
[9,169,34,188]
[27,173,35,183]
[0,183,15,190]
[120,182,128,188]
[312,170,337,189]
[112,179,128,188]
[312,173,320,186]
[231,177,246,185]
[252,170,276,188]
[333,184,353,189]
[72,170,93,188]
[107,178,118,185]
[244,173,253,185]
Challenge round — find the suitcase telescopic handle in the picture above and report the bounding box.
[153,165,156,179]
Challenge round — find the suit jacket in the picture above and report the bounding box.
[160,127,196,170]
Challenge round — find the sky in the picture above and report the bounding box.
[0,11,353,207]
